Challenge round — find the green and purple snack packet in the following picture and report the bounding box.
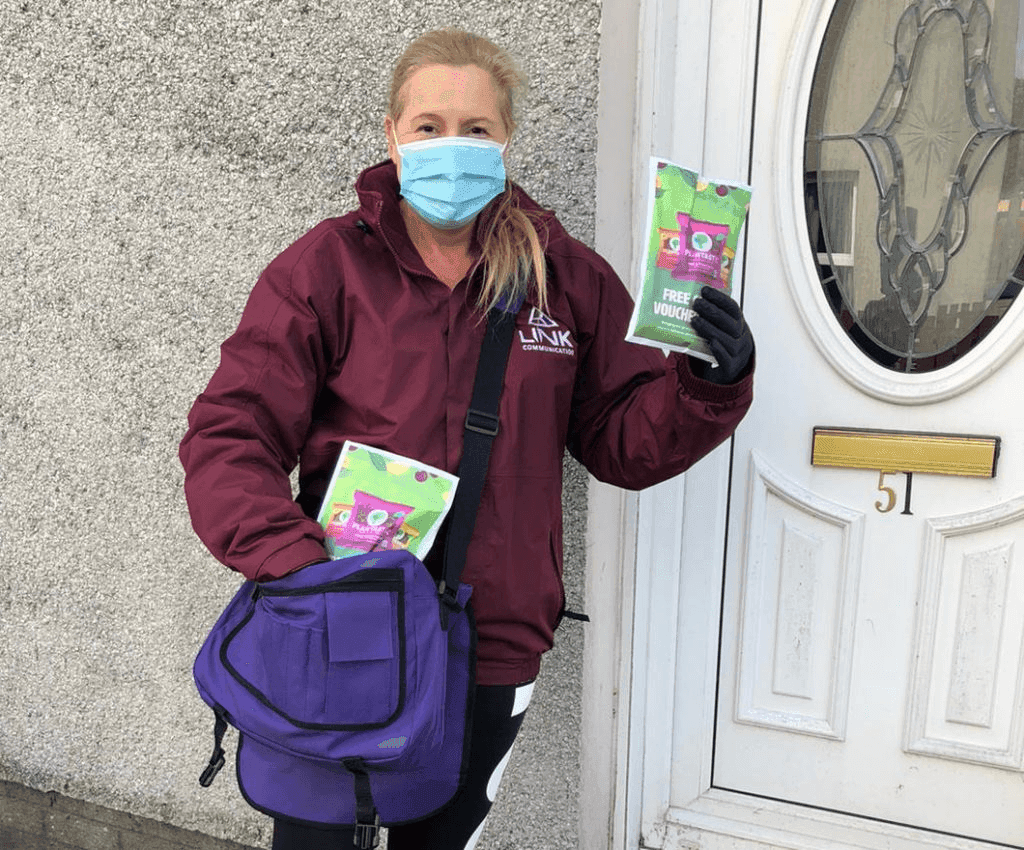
[317,441,459,560]
[626,157,752,363]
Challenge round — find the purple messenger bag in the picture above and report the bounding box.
[192,296,520,848]
[193,550,475,847]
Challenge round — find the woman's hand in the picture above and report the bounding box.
[690,286,754,385]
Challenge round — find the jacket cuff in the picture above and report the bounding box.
[254,538,331,582]
[673,350,755,404]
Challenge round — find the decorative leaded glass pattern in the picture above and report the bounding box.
[805,0,1024,372]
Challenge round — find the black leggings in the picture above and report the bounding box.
[271,681,534,850]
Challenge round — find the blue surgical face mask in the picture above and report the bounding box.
[395,135,507,230]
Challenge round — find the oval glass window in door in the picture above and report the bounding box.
[804,0,1024,373]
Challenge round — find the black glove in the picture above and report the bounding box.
[690,285,754,385]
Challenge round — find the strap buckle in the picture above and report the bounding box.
[344,756,380,848]
[353,813,381,848]
[437,580,464,631]
[199,748,225,787]
[199,712,228,788]
[465,408,500,436]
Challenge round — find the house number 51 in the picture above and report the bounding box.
[875,471,913,515]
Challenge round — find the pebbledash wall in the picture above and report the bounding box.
[0,1,602,847]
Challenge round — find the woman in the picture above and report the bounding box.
[180,28,754,850]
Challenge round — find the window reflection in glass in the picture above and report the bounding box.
[805,0,1024,373]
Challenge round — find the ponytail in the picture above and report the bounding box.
[475,184,550,315]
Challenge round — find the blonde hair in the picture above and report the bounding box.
[388,29,549,314]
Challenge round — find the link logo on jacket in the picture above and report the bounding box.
[517,308,575,356]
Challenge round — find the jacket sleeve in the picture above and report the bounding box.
[178,238,336,581]
[565,253,753,490]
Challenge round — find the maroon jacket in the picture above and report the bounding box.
[179,161,753,685]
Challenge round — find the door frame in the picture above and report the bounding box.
[585,0,755,844]
[586,0,1020,848]
[579,0,644,845]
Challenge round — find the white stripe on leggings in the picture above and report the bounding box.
[461,682,535,850]
[463,816,487,850]
[465,747,512,850]
[485,747,514,803]
[511,681,534,717]
[484,682,533,802]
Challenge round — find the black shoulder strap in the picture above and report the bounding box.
[438,296,522,622]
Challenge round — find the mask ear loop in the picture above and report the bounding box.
[390,124,410,191]
[389,125,403,162]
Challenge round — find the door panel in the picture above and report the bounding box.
[713,0,1024,845]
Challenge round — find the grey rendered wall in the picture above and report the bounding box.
[0,2,600,847]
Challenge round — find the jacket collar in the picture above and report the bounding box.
[353,160,559,280]
[354,161,431,278]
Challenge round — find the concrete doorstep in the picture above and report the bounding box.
[0,779,260,850]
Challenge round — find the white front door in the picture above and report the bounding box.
[712,0,1024,847]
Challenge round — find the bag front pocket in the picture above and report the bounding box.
[324,588,401,725]
[224,576,404,729]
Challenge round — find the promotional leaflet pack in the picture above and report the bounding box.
[626,157,753,363]
[317,441,459,562]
